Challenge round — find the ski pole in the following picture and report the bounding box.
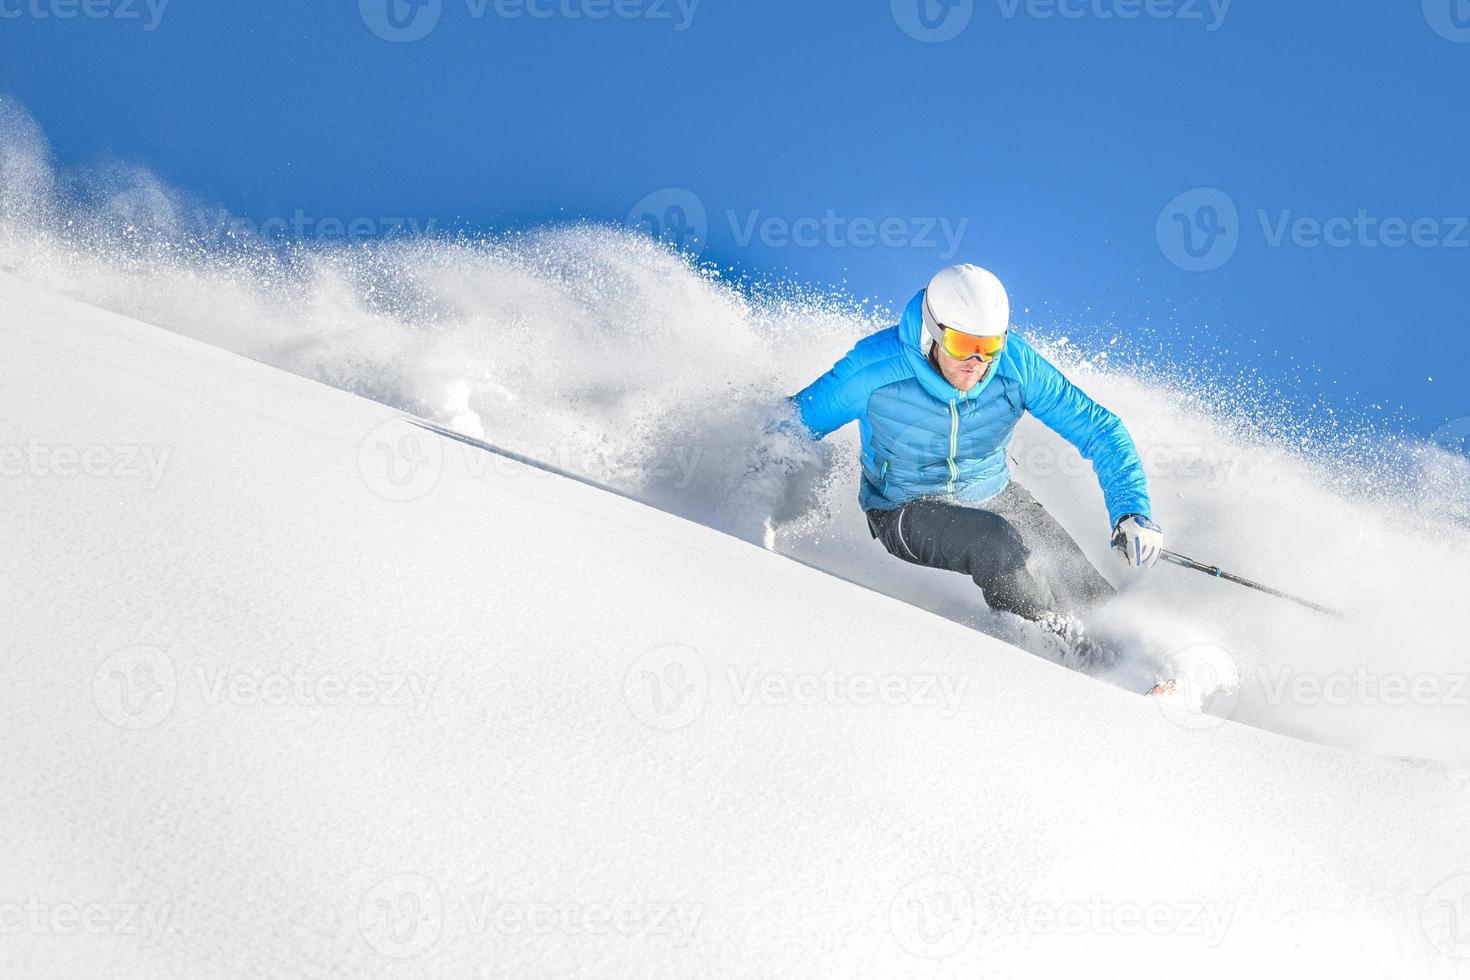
[1158,549,1344,618]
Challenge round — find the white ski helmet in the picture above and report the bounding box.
[922,264,1010,348]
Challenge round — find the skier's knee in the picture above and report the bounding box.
[968,516,1030,579]
[967,519,1052,620]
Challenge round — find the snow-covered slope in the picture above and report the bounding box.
[7,96,1470,768]
[6,274,1470,978]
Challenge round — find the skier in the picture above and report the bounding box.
[791,264,1164,670]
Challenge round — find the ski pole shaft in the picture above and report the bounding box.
[1158,549,1343,618]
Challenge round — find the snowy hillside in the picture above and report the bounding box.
[6,273,1470,977]
[5,90,1470,769]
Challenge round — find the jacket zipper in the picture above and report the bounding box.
[945,399,960,495]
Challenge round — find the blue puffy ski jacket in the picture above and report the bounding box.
[793,291,1152,527]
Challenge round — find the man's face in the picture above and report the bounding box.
[934,343,992,392]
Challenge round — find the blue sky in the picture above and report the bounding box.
[2,0,1468,438]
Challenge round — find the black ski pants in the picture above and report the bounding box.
[866,482,1115,623]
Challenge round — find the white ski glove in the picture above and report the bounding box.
[1112,514,1164,569]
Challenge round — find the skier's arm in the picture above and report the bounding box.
[789,341,874,439]
[1013,338,1152,528]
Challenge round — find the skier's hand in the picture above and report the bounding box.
[1112,514,1164,569]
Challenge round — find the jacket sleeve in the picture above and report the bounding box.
[790,334,889,439]
[1013,338,1152,527]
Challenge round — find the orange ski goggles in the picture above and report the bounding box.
[939,326,1007,362]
